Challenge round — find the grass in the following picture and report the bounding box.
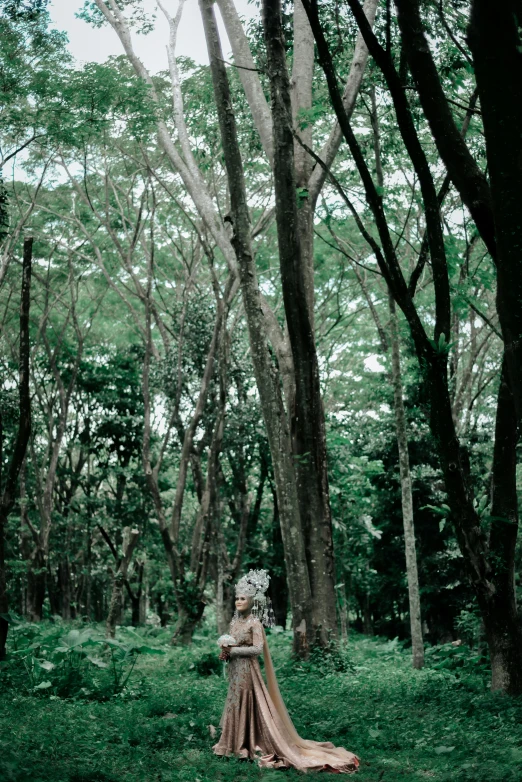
[1,620,522,782]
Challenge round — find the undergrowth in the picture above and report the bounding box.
[0,619,521,782]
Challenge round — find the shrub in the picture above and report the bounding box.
[0,621,164,700]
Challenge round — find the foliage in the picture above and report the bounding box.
[0,621,165,700]
[1,623,521,782]
[0,0,519,704]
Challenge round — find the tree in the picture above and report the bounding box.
[0,236,32,658]
[86,0,380,650]
[302,0,522,693]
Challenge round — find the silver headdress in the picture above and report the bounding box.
[235,568,276,628]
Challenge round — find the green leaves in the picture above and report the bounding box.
[3,622,165,698]
[428,332,453,356]
[296,104,327,130]
[33,679,52,689]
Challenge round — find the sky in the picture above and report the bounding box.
[47,0,257,69]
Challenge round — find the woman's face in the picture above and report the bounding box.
[235,594,251,614]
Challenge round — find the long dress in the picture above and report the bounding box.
[213,615,359,773]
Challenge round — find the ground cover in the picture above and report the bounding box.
[1,620,521,782]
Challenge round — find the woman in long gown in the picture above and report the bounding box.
[213,569,359,774]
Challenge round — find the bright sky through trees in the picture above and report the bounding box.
[48,0,256,67]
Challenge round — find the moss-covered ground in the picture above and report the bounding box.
[1,622,521,782]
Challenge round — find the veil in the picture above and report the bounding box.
[261,626,304,744]
[261,626,355,760]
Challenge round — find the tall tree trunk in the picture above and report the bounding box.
[263,0,338,646]
[0,238,32,658]
[291,0,315,324]
[200,0,314,655]
[389,295,424,669]
[368,85,424,668]
[467,2,522,422]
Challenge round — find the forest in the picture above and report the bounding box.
[0,0,521,780]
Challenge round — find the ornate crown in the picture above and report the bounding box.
[235,569,275,628]
[235,569,270,600]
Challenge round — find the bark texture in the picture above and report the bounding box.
[263,0,338,645]
[106,527,140,638]
[468,2,522,423]
[200,0,314,654]
[389,296,424,669]
[0,237,32,659]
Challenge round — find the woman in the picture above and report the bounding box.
[213,569,359,773]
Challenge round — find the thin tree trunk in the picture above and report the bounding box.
[362,591,373,636]
[389,295,424,669]
[59,558,73,620]
[368,83,423,668]
[130,561,144,627]
[269,486,289,630]
[216,556,228,636]
[338,578,350,643]
[106,527,140,638]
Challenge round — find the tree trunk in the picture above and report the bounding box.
[0,238,32,658]
[467,2,522,423]
[200,0,314,656]
[130,561,144,627]
[263,0,338,646]
[368,84,424,668]
[216,557,229,636]
[106,527,140,638]
[83,530,93,619]
[291,0,315,324]
[338,578,350,643]
[481,358,522,693]
[269,489,289,630]
[427,354,522,694]
[389,295,424,669]
[0,507,8,657]
[59,558,73,620]
[171,600,206,645]
[362,592,373,636]
[26,548,46,621]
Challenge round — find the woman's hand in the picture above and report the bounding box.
[219,647,231,662]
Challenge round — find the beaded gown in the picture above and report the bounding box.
[213,615,359,773]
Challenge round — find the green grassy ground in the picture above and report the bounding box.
[1,622,521,782]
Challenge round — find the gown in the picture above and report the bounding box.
[213,615,359,773]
